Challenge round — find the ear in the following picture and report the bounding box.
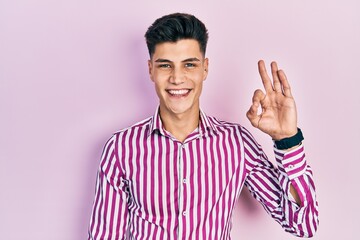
[203,58,209,80]
[148,59,154,82]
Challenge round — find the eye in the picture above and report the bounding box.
[185,63,196,68]
[158,64,171,68]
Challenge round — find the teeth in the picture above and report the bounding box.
[168,89,189,95]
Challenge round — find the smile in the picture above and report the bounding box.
[166,89,191,97]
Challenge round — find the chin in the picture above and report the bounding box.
[166,103,193,115]
[169,107,189,115]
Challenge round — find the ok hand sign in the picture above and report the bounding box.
[246,60,298,140]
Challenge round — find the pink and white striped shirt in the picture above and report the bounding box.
[88,108,319,239]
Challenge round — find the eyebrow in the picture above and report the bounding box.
[154,58,201,63]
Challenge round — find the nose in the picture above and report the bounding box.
[169,67,185,85]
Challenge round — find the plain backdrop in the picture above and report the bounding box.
[1,0,359,239]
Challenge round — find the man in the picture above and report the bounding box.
[88,13,319,239]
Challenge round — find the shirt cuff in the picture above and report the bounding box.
[274,143,307,180]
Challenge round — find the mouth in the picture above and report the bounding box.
[166,89,191,97]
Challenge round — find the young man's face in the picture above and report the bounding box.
[148,39,208,117]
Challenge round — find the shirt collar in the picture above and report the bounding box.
[147,106,218,138]
[148,106,165,137]
[199,109,218,137]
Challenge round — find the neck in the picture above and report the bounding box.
[159,107,200,143]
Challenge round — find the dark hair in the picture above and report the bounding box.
[145,13,209,58]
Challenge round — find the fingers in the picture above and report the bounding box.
[258,60,273,93]
[252,89,266,103]
[271,62,282,93]
[246,104,260,127]
[278,69,292,97]
[246,89,265,128]
[259,60,292,97]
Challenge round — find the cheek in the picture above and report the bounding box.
[197,81,204,92]
[153,70,171,81]
[153,82,163,99]
[194,72,206,82]
[201,69,208,80]
[153,79,166,95]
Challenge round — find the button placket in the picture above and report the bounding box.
[177,143,188,237]
[181,144,188,218]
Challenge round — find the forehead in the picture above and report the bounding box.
[152,39,203,60]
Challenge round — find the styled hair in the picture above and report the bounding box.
[144,13,209,58]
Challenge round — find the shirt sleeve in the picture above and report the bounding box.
[242,128,319,238]
[88,134,130,240]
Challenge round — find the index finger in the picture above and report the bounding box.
[258,60,273,93]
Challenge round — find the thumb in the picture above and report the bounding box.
[246,89,265,128]
[246,102,260,128]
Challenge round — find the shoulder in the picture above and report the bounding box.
[207,115,246,133]
[101,116,153,160]
[207,115,260,145]
[112,116,153,140]
[100,116,153,148]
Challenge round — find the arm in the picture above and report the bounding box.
[242,127,319,237]
[88,134,130,240]
[246,60,306,204]
[245,60,319,236]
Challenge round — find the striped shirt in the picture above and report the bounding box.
[88,108,319,239]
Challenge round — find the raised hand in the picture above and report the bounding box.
[246,60,298,140]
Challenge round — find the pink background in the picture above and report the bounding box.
[1,0,359,239]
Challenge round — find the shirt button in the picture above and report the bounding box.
[288,165,294,169]
[182,211,186,216]
[182,179,187,184]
